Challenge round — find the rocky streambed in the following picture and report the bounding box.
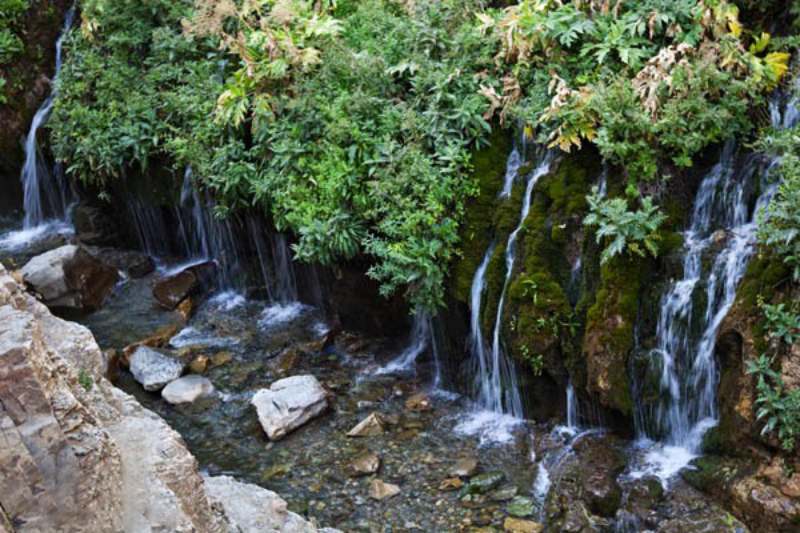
[63,254,749,533]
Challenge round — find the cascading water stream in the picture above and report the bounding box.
[1,6,76,251]
[20,5,76,230]
[375,311,432,375]
[633,91,797,481]
[486,152,554,416]
[456,149,554,443]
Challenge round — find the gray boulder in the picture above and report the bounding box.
[251,375,328,440]
[130,346,184,391]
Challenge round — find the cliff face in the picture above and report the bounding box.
[0,263,337,532]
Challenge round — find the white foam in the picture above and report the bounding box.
[454,409,523,446]
[209,291,246,311]
[533,462,551,504]
[0,221,72,250]
[169,326,239,349]
[627,438,698,486]
[258,301,310,329]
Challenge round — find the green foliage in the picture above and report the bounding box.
[757,126,800,281]
[759,298,800,345]
[746,354,800,451]
[483,0,788,182]
[584,186,667,264]
[745,297,800,451]
[0,0,28,66]
[49,0,790,309]
[77,368,93,392]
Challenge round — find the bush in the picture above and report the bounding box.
[583,186,667,264]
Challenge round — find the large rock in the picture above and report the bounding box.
[204,475,340,533]
[162,375,215,404]
[0,263,337,532]
[251,375,329,440]
[129,346,185,391]
[153,261,216,310]
[21,244,119,312]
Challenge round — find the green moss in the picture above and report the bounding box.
[583,255,651,415]
[450,128,513,303]
[502,148,600,376]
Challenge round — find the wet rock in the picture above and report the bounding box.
[405,392,432,411]
[129,346,185,391]
[347,452,381,477]
[152,261,216,310]
[347,412,385,437]
[88,247,155,278]
[122,323,181,365]
[204,474,340,532]
[176,297,194,321]
[506,496,534,518]
[450,456,479,477]
[465,471,506,495]
[503,517,543,533]
[368,479,400,501]
[439,478,464,491]
[251,375,329,440]
[74,204,118,245]
[490,486,519,502]
[161,375,215,404]
[189,354,209,374]
[210,351,233,368]
[21,244,119,312]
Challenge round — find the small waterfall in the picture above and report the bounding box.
[13,5,76,236]
[566,381,579,431]
[247,219,298,303]
[633,92,796,480]
[457,149,553,443]
[376,311,432,375]
[485,151,554,416]
[176,168,242,291]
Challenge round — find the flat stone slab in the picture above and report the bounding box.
[251,375,328,440]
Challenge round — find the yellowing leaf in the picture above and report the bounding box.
[765,51,791,84]
[728,19,742,38]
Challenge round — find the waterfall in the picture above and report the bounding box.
[456,148,553,443]
[376,311,432,375]
[485,151,554,416]
[247,219,298,303]
[176,167,242,291]
[632,92,796,481]
[20,6,76,229]
[566,381,579,431]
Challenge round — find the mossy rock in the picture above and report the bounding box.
[450,128,513,304]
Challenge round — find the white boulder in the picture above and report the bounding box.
[251,375,328,440]
[130,346,184,391]
[162,375,215,404]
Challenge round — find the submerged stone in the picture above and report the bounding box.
[503,517,543,533]
[251,375,328,441]
[506,496,534,518]
[368,479,400,501]
[450,456,479,478]
[347,452,381,477]
[465,471,506,495]
[161,375,215,404]
[347,412,385,437]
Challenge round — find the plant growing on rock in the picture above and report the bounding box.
[583,186,667,264]
[746,300,800,452]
